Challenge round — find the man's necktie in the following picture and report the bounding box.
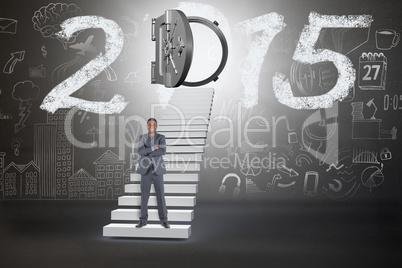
[147,135,155,172]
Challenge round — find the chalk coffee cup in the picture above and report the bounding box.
[376,29,400,50]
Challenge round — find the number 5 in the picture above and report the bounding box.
[273,12,372,109]
[40,16,128,114]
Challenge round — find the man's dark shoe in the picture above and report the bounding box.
[136,221,147,228]
[161,221,170,228]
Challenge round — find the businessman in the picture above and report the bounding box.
[135,118,170,228]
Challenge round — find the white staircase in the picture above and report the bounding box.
[103,88,214,239]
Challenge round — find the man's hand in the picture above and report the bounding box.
[154,146,159,150]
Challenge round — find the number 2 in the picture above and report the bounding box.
[40,16,128,114]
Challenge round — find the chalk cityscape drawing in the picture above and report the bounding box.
[0,147,129,200]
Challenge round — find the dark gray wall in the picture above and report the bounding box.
[0,0,401,202]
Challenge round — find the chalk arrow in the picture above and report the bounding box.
[328,179,342,192]
[267,174,282,193]
[3,51,25,74]
[104,66,117,81]
[295,154,313,167]
[278,181,296,188]
[277,163,299,177]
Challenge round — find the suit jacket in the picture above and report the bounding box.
[136,132,167,175]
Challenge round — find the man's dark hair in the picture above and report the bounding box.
[147,118,157,124]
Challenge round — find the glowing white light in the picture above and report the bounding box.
[157,2,232,106]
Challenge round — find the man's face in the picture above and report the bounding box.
[147,120,157,135]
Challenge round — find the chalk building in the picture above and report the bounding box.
[47,109,74,199]
[34,123,57,199]
[68,168,97,200]
[3,161,40,199]
[0,152,5,199]
[94,150,125,199]
[124,168,134,185]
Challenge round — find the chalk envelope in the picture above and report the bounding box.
[0,18,17,34]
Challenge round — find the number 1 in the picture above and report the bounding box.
[235,13,286,108]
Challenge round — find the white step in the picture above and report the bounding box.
[167,146,204,153]
[166,163,200,171]
[172,87,214,92]
[163,153,203,162]
[160,131,207,138]
[169,93,214,100]
[160,103,212,109]
[103,223,191,239]
[125,184,198,194]
[167,99,213,105]
[167,100,213,106]
[168,100,213,106]
[170,94,213,99]
[171,88,214,94]
[159,119,209,125]
[169,99,213,105]
[118,196,196,207]
[111,209,194,221]
[166,138,206,145]
[161,113,211,120]
[168,99,213,106]
[161,108,211,115]
[131,173,199,182]
[170,92,214,97]
[171,91,214,96]
[103,87,213,240]
[158,125,208,132]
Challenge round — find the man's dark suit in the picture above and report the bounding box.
[136,132,167,222]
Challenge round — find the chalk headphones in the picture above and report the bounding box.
[151,9,228,88]
[218,173,241,198]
